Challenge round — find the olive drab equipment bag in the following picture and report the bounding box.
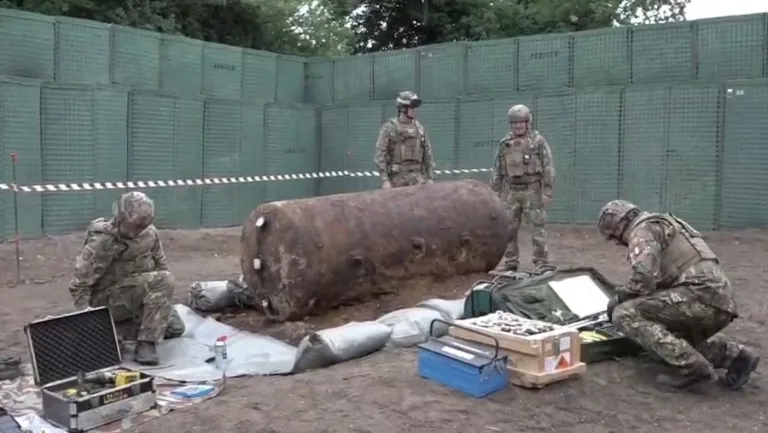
[463,265,642,363]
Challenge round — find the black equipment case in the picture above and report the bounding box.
[24,307,157,432]
[464,265,642,363]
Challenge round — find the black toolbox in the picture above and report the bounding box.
[24,307,157,432]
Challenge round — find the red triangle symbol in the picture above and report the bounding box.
[556,355,570,370]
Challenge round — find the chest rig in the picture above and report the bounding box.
[629,213,718,287]
[390,120,423,170]
[499,133,543,184]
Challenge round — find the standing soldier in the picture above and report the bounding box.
[490,104,554,272]
[597,199,759,391]
[374,91,435,188]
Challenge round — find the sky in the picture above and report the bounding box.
[685,0,768,20]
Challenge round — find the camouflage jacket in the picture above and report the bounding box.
[68,218,169,308]
[624,214,737,314]
[490,130,554,196]
[374,117,435,181]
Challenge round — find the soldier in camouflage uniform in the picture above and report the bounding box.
[374,91,435,188]
[490,104,554,272]
[69,191,185,366]
[598,199,760,391]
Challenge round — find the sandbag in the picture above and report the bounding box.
[187,278,257,312]
[376,307,449,347]
[292,321,392,373]
[417,298,466,320]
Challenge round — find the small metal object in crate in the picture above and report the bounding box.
[417,319,509,398]
[24,307,157,432]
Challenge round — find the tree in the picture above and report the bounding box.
[3,0,350,56]
[327,0,692,54]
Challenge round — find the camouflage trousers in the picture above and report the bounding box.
[496,185,548,270]
[389,171,426,188]
[613,286,743,375]
[91,270,185,343]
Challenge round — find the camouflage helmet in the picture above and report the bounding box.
[396,91,422,110]
[112,191,155,229]
[597,199,639,240]
[508,104,532,123]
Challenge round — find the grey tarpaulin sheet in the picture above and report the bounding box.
[121,305,297,381]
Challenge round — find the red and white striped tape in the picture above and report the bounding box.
[0,168,492,193]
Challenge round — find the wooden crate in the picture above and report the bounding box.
[449,317,586,389]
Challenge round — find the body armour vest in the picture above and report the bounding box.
[88,218,160,291]
[389,119,423,166]
[629,213,718,287]
[499,131,544,180]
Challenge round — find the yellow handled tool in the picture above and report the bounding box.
[115,371,141,387]
[580,331,608,342]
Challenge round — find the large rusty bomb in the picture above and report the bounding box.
[240,180,512,321]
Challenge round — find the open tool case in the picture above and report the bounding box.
[465,265,642,363]
[24,307,157,432]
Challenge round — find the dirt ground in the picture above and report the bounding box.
[1,224,766,432]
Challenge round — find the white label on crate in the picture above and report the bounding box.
[441,346,475,361]
[559,336,571,352]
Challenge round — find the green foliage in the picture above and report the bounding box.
[329,0,692,53]
[4,0,349,56]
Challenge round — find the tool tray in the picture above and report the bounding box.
[25,307,156,432]
[465,265,642,363]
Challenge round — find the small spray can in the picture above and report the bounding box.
[213,336,228,370]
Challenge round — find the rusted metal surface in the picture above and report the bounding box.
[240,180,512,322]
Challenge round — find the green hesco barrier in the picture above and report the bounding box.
[418,42,466,99]
[202,98,242,227]
[720,79,768,228]
[696,14,767,81]
[54,17,110,84]
[264,104,319,201]
[573,87,621,224]
[372,49,417,101]
[572,28,629,87]
[319,106,348,195]
[518,34,571,91]
[202,42,242,99]
[631,22,695,84]
[0,9,54,81]
[239,103,266,222]
[160,35,203,96]
[41,84,96,235]
[534,90,576,223]
[111,25,160,89]
[621,85,668,212]
[0,78,44,240]
[333,55,372,103]
[466,39,517,95]
[346,104,383,192]
[242,50,277,103]
[306,57,333,105]
[276,55,306,103]
[419,100,458,182]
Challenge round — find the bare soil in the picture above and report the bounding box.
[1,225,766,433]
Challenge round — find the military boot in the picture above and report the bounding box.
[655,363,716,391]
[134,341,159,366]
[722,348,760,390]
